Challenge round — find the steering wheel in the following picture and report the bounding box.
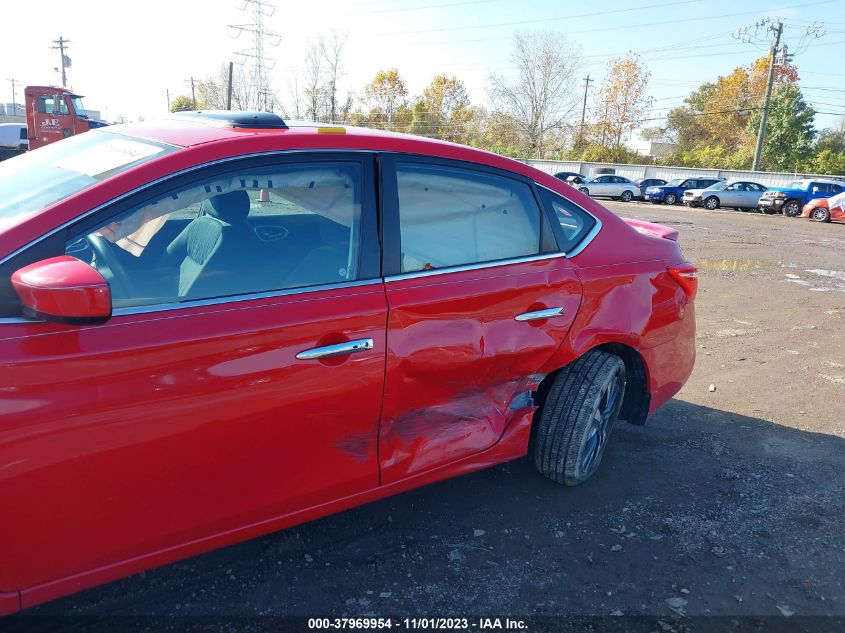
[86,233,136,298]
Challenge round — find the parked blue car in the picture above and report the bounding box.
[644,176,724,205]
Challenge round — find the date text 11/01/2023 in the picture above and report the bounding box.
[307,618,528,630]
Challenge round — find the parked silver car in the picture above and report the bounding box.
[683,180,768,211]
[577,175,640,202]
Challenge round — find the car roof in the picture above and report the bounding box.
[101,111,555,183]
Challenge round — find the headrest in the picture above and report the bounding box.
[203,190,250,223]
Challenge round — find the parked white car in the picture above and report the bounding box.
[577,175,640,202]
[683,180,768,211]
[0,123,27,150]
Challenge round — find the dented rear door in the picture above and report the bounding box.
[377,156,583,483]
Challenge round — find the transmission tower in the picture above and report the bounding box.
[229,0,281,111]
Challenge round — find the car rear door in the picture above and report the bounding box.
[377,156,585,483]
[0,152,388,598]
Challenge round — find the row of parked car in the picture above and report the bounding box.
[553,171,845,223]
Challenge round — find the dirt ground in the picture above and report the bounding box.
[10,202,845,630]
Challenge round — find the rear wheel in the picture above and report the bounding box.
[664,192,678,205]
[533,351,626,486]
[620,190,634,202]
[811,207,831,223]
[783,200,802,217]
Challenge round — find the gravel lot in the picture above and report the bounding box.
[10,201,845,630]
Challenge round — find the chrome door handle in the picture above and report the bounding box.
[514,307,565,322]
[296,338,374,360]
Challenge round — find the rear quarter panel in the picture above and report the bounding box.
[534,198,696,416]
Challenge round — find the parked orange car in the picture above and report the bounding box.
[802,191,845,223]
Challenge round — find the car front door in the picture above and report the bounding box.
[593,175,614,196]
[377,157,586,483]
[737,182,763,207]
[0,153,387,598]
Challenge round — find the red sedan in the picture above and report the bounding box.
[0,112,696,614]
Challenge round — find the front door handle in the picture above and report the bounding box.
[296,338,374,360]
[514,307,565,322]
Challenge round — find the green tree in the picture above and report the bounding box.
[170,95,196,112]
[749,84,815,171]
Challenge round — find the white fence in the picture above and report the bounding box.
[524,159,844,188]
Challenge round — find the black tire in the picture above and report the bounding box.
[703,196,720,210]
[783,200,802,217]
[579,187,590,196]
[620,190,634,202]
[533,351,627,486]
[811,207,831,223]
[664,192,678,205]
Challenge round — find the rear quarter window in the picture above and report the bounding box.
[537,187,597,253]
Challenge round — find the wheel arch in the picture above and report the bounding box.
[533,342,651,429]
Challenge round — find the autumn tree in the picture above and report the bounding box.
[588,52,653,158]
[363,69,408,129]
[664,55,800,166]
[196,64,267,112]
[488,31,581,158]
[410,75,474,142]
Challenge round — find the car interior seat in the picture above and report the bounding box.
[160,190,265,300]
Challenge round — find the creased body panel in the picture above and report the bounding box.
[380,257,582,483]
[540,259,696,416]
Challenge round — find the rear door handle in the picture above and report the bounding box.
[296,338,374,360]
[514,307,565,322]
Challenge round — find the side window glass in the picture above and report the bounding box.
[395,163,541,273]
[537,188,597,253]
[65,162,363,308]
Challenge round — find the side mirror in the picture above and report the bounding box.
[812,186,820,193]
[11,256,111,323]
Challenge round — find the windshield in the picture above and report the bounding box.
[71,96,88,118]
[786,180,803,189]
[707,182,729,191]
[665,179,683,186]
[0,131,176,234]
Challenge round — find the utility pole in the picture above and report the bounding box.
[752,21,783,171]
[577,75,591,147]
[227,61,234,110]
[186,77,197,110]
[7,78,17,116]
[166,88,171,113]
[580,75,591,130]
[50,37,71,86]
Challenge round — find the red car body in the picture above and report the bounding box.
[0,115,696,614]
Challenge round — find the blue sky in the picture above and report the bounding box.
[3,0,843,132]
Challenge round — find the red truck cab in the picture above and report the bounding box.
[24,86,105,150]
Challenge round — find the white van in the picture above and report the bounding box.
[0,123,28,150]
